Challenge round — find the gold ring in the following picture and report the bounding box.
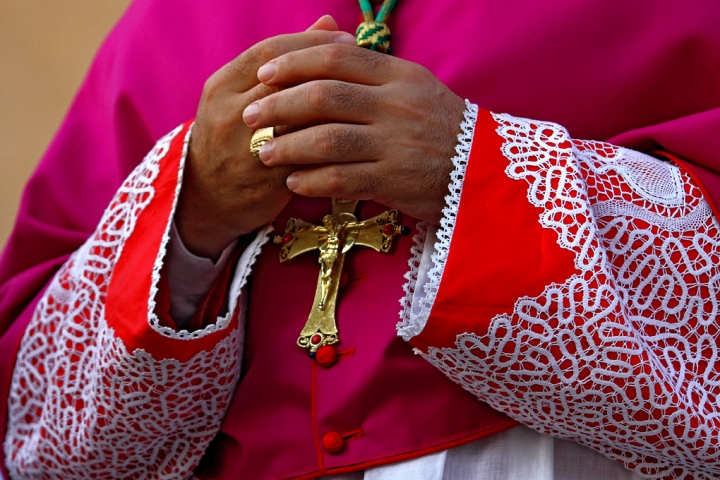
[250,127,275,157]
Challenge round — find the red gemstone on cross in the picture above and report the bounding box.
[282,233,294,244]
[311,334,322,345]
[382,224,395,235]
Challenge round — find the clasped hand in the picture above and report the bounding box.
[177,16,465,259]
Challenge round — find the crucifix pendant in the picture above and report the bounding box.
[274,199,409,354]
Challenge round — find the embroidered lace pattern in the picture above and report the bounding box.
[419,113,720,479]
[397,100,478,340]
[5,126,244,479]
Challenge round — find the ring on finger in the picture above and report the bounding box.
[250,127,275,157]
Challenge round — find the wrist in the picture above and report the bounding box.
[174,213,237,261]
[175,185,239,260]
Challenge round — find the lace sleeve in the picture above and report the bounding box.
[402,108,720,479]
[4,123,269,479]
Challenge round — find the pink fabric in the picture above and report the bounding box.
[1,0,719,475]
[201,198,513,479]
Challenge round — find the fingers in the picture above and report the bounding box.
[258,124,379,166]
[243,80,378,128]
[196,82,277,143]
[257,43,397,87]
[306,15,339,31]
[286,162,384,199]
[224,29,356,92]
[242,82,280,106]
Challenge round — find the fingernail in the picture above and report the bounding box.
[257,60,276,83]
[286,173,299,191]
[258,140,273,162]
[333,32,357,45]
[243,103,259,125]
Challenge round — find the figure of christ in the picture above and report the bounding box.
[2,2,720,479]
[277,207,405,351]
[318,215,342,309]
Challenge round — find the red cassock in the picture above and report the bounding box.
[1,1,720,479]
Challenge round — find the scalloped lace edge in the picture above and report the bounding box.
[147,123,270,341]
[396,100,479,341]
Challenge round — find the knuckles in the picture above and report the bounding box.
[242,40,279,71]
[408,62,435,83]
[305,82,333,112]
[315,127,337,158]
[227,36,288,88]
[320,43,353,71]
[323,165,348,195]
[200,73,224,105]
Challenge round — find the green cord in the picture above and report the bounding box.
[358,0,375,22]
[357,0,398,23]
[375,0,398,23]
[355,0,399,53]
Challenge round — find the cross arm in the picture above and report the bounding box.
[274,218,324,262]
[351,210,403,253]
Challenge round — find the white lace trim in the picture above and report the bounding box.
[5,126,245,479]
[145,124,269,340]
[397,100,478,340]
[418,113,720,478]
[147,124,195,338]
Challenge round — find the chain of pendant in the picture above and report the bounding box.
[355,0,398,53]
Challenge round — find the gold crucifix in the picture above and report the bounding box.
[273,199,408,354]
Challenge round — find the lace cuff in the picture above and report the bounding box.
[403,110,720,478]
[5,122,268,479]
[397,100,478,340]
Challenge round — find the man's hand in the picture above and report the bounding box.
[242,44,467,225]
[176,16,356,259]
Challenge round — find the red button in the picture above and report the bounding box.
[322,432,344,454]
[315,345,338,368]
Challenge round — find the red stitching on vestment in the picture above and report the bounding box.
[337,348,355,359]
[347,273,368,287]
[341,429,364,443]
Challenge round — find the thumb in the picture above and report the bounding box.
[306,15,339,32]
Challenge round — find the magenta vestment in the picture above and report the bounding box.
[1,0,720,477]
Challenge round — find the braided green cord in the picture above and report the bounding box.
[355,0,399,53]
[358,0,375,22]
[375,0,398,23]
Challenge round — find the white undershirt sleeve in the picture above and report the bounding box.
[165,221,238,329]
